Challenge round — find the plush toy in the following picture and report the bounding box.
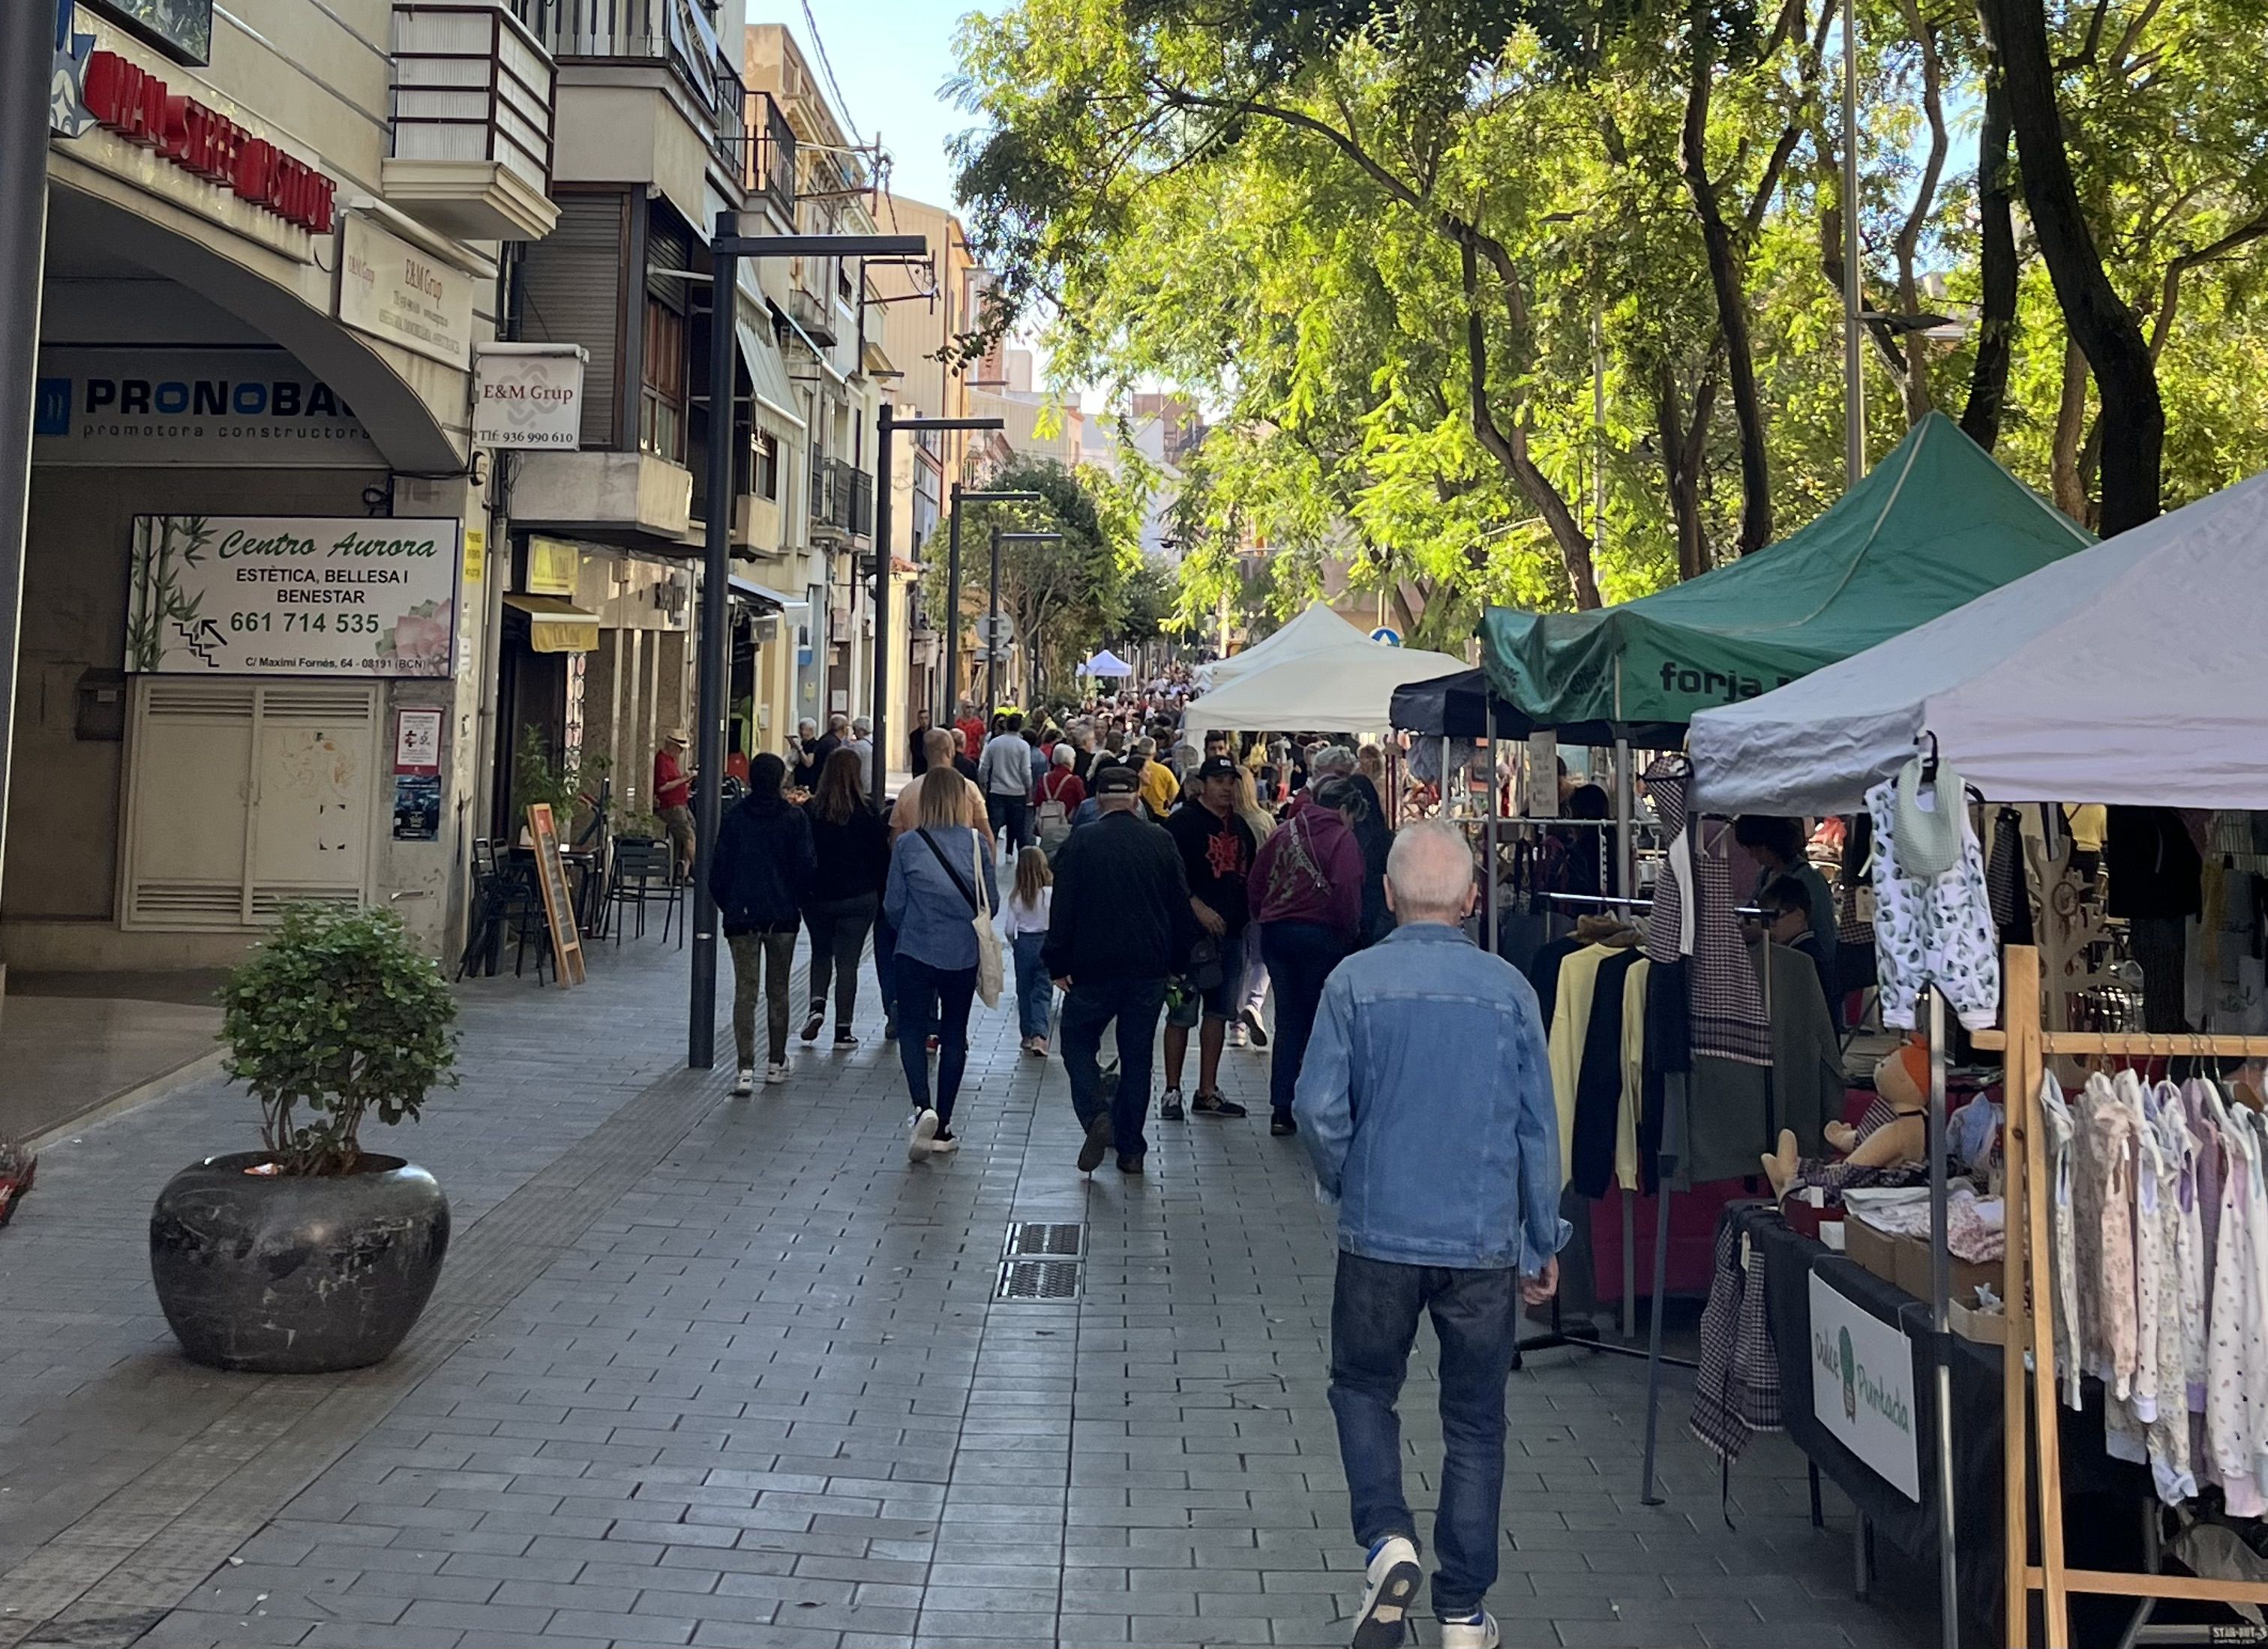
[1762,1040,1930,1198]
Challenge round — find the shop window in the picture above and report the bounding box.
[756,432,779,501]
[640,297,687,463]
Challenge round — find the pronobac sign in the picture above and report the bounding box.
[80,49,337,234]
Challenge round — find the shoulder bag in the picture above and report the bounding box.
[918,828,1004,1007]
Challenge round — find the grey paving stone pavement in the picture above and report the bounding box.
[0,927,1934,1648]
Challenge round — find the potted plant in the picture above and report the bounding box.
[514,724,610,840]
[148,902,460,1374]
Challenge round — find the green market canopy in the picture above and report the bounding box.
[1478,413,2094,741]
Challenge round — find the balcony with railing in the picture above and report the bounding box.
[808,454,872,541]
[746,90,795,225]
[388,3,560,241]
[518,0,744,174]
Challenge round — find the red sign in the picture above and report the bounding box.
[81,50,336,234]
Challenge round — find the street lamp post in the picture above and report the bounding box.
[988,529,1061,713]
[688,225,925,1071]
[943,485,1042,725]
[865,412,1004,812]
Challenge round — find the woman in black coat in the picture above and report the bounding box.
[800,748,890,1047]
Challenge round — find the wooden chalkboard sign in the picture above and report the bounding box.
[525,803,586,987]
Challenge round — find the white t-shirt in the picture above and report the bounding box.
[1004,885,1052,936]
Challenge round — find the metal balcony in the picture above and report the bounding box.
[518,0,744,172]
[746,90,795,223]
[808,455,872,541]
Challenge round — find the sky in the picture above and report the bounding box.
[747,1,1000,211]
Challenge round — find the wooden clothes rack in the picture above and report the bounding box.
[1979,944,2268,1647]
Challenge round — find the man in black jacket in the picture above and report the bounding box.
[1045,765,1198,1174]
[709,753,813,1093]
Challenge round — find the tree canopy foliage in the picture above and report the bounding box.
[949,0,2268,629]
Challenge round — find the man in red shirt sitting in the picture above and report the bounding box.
[655,730,694,878]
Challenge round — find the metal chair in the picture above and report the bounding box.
[608,836,682,945]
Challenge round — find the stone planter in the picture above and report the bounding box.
[148,1153,449,1374]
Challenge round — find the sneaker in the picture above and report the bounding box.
[1270,1111,1298,1138]
[764,1063,789,1085]
[1240,1006,1270,1048]
[908,1108,940,1162]
[1350,1535,1423,1649]
[884,1017,898,1042]
[926,1034,940,1053]
[800,1005,825,1042]
[833,1029,858,1049]
[930,1129,960,1155]
[1115,1153,1144,1174]
[1229,1024,1248,1048]
[1436,1612,1500,1649]
[1077,1110,1115,1174]
[1160,1087,1185,1122]
[730,1068,754,1096]
[1192,1092,1248,1118]
[1029,1036,1048,1057]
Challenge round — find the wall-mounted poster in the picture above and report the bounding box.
[83,0,212,64]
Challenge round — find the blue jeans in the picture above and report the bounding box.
[872,909,898,1021]
[1261,920,1348,1119]
[1328,1252,1520,1620]
[893,955,975,1124]
[1059,974,1166,1161]
[1012,930,1053,1039]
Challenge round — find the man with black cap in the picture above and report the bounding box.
[1045,763,1198,1174]
[1159,756,1256,1120]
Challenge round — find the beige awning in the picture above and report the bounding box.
[504,592,601,653]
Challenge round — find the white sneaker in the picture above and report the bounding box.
[908,1108,940,1162]
[1437,1612,1500,1649]
[1350,1535,1422,1649]
[928,1129,961,1155]
[764,1063,789,1085]
[730,1069,754,1096]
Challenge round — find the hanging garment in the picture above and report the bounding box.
[1570,948,1645,1199]
[2039,1075,2083,1411]
[2106,1073,2168,1471]
[1690,1219,1780,1465]
[1865,758,2000,1030]
[1528,934,1585,1034]
[1986,806,2036,946]
[2077,1073,2140,1399]
[1640,957,1690,1195]
[2204,1099,2259,1514]
[1645,775,1769,1066]
[1549,939,1634,1185]
[2144,1081,2197,1503]
[1618,956,1650,1194]
[2242,1109,2268,1505]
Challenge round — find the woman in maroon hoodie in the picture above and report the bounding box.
[1246,775,1366,1136]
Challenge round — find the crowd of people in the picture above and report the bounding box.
[708,685,1563,1649]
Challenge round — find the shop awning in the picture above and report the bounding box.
[734,308,806,436]
[729,574,794,610]
[503,593,601,653]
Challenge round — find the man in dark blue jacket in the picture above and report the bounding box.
[709,752,813,1093]
[1294,820,1565,1649]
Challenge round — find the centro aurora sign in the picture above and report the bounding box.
[125,516,463,678]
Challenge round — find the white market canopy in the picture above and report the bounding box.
[1182,636,1470,736]
[1690,470,2268,816]
[1078,649,1134,678]
[1196,601,1366,689]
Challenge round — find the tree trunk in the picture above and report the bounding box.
[1459,241,1603,607]
[1653,361,1720,582]
[1977,0,2163,532]
[2051,336,2092,521]
[1960,48,2020,448]
[1680,0,1774,553]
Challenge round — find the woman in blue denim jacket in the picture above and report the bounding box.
[884,769,998,1161]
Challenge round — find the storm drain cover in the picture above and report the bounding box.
[1005,1221,1083,1257]
[996,1259,1080,1301]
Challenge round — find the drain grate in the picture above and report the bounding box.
[996,1259,1081,1301]
[1005,1221,1083,1258]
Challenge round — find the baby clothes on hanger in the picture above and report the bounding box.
[2041,1074,2084,1411]
[1865,754,2000,1030]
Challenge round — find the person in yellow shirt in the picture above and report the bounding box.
[1135,736,1183,819]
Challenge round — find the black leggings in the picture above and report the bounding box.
[894,955,976,1123]
[803,892,877,1030]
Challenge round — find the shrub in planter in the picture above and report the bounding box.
[149,902,460,1373]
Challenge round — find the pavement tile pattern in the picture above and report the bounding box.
[0,929,1933,1648]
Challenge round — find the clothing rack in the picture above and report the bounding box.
[1978,945,2268,1647]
